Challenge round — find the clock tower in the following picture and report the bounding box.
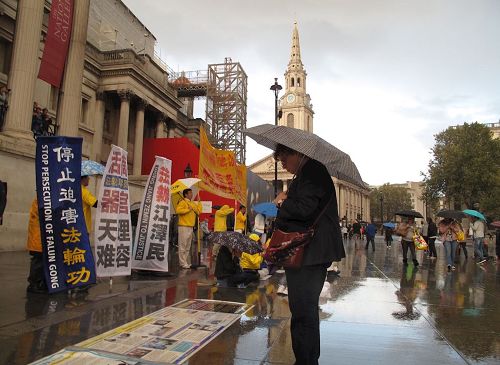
[278,22,314,132]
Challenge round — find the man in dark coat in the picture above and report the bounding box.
[273,144,345,365]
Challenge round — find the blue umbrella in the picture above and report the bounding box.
[253,202,278,218]
[383,222,396,229]
[81,160,105,176]
[463,209,486,221]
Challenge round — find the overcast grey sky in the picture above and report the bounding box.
[122,0,500,185]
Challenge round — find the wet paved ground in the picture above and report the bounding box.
[0,236,498,364]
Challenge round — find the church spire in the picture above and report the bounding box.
[288,21,303,70]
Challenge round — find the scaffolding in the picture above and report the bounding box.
[167,58,248,163]
[205,58,248,163]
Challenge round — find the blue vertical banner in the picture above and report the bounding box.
[36,136,96,293]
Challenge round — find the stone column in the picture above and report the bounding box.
[167,119,176,138]
[155,113,166,138]
[92,91,106,163]
[57,0,90,137]
[133,99,148,175]
[117,89,132,149]
[2,0,44,137]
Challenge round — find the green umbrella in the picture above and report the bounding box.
[463,209,486,221]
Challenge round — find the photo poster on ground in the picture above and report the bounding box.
[75,299,251,364]
[94,145,132,277]
[35,136,96,293]
[30,299,252,365]
[132,156,172,272]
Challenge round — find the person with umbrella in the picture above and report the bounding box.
[438,218,462,271]
[395,217,419,267]
[176,189,202,269]
[271,143,344,365]
[427,218,438,259]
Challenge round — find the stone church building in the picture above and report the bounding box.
[249,23,371,224]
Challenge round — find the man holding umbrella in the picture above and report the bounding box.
[176,189,202,269]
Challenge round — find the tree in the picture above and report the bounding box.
[422,122,500,219]
[370,184,413,222]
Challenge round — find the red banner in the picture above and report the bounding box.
[38,0,74,88]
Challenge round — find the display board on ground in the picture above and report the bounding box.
[30,299,252,365]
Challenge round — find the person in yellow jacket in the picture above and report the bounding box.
[176,189,202,269]
[26,198,47,293]
[81,175,97,234]
[234,205,247,233]
[214,204,235,232]
[213,204,235,257]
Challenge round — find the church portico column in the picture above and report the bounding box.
[155,113,166,138]
[2,0,44,137]
[117,89,133,149]
[133,99,148,175]
[92,91,106,163]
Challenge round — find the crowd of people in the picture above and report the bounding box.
[31,102,56,138]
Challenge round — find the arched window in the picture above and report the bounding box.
[307,116,311,131]
[287,113,294,128]
[291,77,295,87]
[297,78,301,87]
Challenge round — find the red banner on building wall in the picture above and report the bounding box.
[38,0,74,88]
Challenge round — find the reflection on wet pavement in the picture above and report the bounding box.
[0,238,498,364]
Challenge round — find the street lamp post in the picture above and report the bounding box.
[270,78,282,197]
[379,195,384,223]
[184,163,193,178]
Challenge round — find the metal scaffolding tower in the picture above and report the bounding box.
[205,58,248,163]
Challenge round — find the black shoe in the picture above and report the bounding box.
[413,260,419,267]
[403,259,408,266]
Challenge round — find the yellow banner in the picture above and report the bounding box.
[234,163,247,205]
[199,127,243,201]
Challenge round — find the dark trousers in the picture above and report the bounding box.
[27,251,46,289]
[365,235,375,250]
[401,240,416,262]
[229,270,259,286]
[285,264,327,365]
[457,242,468,259]
[428,237,437,257]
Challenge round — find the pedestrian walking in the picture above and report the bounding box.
[272,143,344,365]
[438,218,461,271]
[385,227,393,248]
[470,216,487,264]
[352,219,361,247]
[395,217,419,267]
[341,225,348,241]
[427,218,438,259]
[365,220,377,251]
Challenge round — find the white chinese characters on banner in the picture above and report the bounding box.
[94,145,132,277]
[132,156,172,272]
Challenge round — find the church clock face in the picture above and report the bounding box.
[287,94,296,103]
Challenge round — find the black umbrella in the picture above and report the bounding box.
[244,124,366,188]
[436,210,466,219]
[207,232,263,254]
[395,210,424,218]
